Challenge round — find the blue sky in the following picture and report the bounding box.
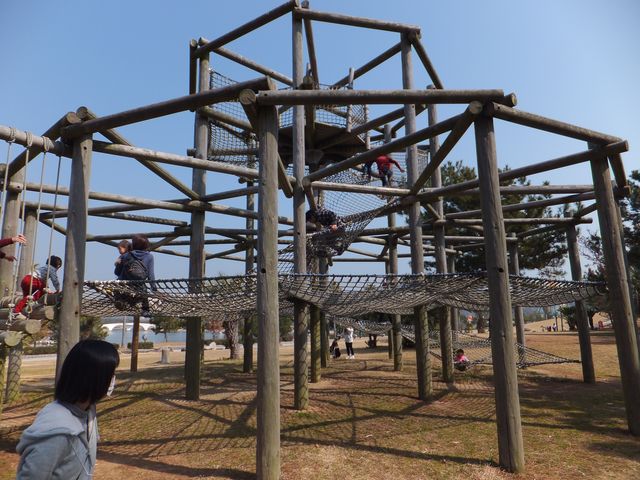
[1,0,638,280]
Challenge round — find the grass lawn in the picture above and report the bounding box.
[1,332,639,479]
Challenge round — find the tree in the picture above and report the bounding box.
[424,160,567,275]
[151,315,183,342]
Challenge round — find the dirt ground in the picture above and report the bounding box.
[1,332,639,479]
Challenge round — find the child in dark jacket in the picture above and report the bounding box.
[113,234,156,316]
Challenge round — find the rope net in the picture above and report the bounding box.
[82,273,606,319]
[329,315,579,368]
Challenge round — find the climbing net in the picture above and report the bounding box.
[208,71,258,166]
[82,273,606,319]
[330,315,579,368]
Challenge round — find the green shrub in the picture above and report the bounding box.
[24,345,58,355]
[127,341,154,349]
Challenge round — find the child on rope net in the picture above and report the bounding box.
[454,348,471,371]
[0,233,27,263]
[330,336,342,359]
[16,339,119,479]
[12,255,62,321]
[113,239,132,272]
[114,234,157,317]
[305,208,347,259]
[373,154,404,187]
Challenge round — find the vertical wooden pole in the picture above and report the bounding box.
[401,34,431,399]
[186,51,209,400]
[565,223,596,383]
[256,104,280,480]
[4,342,23,403]
[17,209,37,282]
[448,255,459,332]
[292,9,309,410]
[319,258,329,368]
[0,345,7,415]
[384,124,403,371]
[475,114,524,473]
[507,233,526,349]
[590,156,640,434]
[0,168,25,298]
[310,302,320,382]
[57,134,92,378]
[428,86,453,384]
[130,315,140,373]
[243,180,256,373]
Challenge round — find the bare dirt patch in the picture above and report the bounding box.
[1,334,639,479]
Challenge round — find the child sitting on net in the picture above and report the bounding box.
[305,208,347,257]
[454,348,471,371]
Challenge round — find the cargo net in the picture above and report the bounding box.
[279,85,367,141]
[330,315,579,368]
[81,273,606,320]
[208,71,258,165]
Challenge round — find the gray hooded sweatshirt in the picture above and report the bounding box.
[16,400,98,479]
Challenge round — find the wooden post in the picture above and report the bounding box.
[256,104,280,480]
[310,302,320,383]
[428,86,453,384]
[0,168,24,299]
[319,258,329,368]
[292,9,309,410]
[4,342,23,403]
[57,134,92,378]
[565,223,595,383]
[475,114,524,473]
[448,255,459,332]
[590,156,640,434]
[185,51,209,400]
[507,233,526,349]
[130,315,140,373]
[17,209,37,282]
[0,344,7,415]
[384,124,403,371]
[243,179,256,373]
[401,34,431,399]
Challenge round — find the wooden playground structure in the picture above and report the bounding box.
[1,2,639,478]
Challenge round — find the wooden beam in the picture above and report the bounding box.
[408,32,443,89]
[192,0,297,58]
[213,47,293,86]
[62,77,271,138]
[293,8,421,33]
[75,107,199,199]
[409,102,482,195]
[6,112,80,178]
[331,42,402,88]
[256,88,505,106]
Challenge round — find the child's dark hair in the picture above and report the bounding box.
[131,234,150,251]
[118,240,132,252]
[47,255,63,269]
[456,348,465,355]
[305,210,317,223]
[55,340,120,405]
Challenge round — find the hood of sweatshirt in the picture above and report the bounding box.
[129,250,152,261]
[16,401,87,454]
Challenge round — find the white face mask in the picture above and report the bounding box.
[106,375,116,397]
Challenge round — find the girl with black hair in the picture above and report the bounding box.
[16,340,119,479]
